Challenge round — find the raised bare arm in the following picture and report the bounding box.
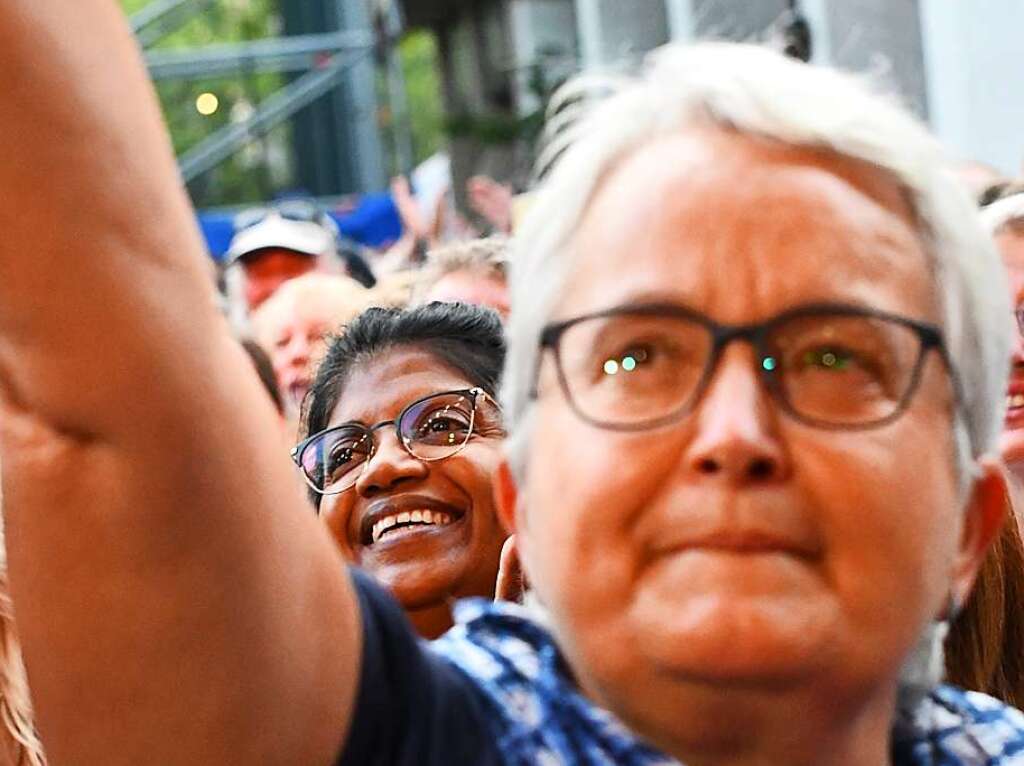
[0,3,360,763]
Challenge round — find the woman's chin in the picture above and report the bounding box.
[627,592,840,685]
[370,559,464,611]
[1002,429,1024,468]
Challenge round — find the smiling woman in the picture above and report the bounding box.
[297,302,509,638]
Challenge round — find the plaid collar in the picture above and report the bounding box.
[433,598,1024,765]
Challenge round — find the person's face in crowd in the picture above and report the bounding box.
[242,248,318,310]
[320,346,507,636]
[265,307,333,414]
[424,270,511,318]
[500,128,1002,749]
[996,228,1024,474]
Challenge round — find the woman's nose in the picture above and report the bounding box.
[354,430,429,497]
[683,348,790,484]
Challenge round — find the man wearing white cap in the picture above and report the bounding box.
[226,201,376,316]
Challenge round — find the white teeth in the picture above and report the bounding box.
[370,516,398,543]
[369,510,457,543]
[1009,394,1024,410]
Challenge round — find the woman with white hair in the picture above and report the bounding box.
[981,189,1024,485]
[1,3,1022,764]
[414,237,511,318]
[250,272,372,420]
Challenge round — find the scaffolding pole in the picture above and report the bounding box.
[178,49,371,182]
[145,31,374,80]
[131,0,212,48]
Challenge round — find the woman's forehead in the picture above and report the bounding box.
[327,347,472,426]
[557,128,933,325]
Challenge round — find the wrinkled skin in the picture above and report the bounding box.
[497,128,1006,766]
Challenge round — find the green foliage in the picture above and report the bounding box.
[120,0,291,207]
[400,30,445,166]
[121,3,459,203]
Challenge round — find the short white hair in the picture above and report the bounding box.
[412,236,510,304]
[250,272,370,352]
[503,42,1011,486]
[980,192,1024,236]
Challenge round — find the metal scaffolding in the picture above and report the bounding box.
[144,31,374,80]
[177,49,371,182]
[132,0,215,48]
[131,0,399,193]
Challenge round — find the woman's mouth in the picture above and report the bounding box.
[1006,387,1024,428]
[358,497,468,548]
[369,509,457,544]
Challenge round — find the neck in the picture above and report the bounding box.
[1005,469,1024,530]
[406,601,454,640]
[604,677,898,766]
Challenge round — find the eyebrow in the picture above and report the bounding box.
[330,386,477,429]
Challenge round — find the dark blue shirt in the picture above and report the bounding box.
[340,570,1024,765]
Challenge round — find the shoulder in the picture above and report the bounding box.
[893,685,1024,764]
[432,598,678,765]
[341,571,503,766]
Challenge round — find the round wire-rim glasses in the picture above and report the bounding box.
[535,302,960,432]
[291,387,495,495]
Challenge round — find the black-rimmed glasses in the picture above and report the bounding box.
[537,302,956,432]
[292,388,497,495]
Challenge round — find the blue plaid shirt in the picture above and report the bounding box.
[432,598,1024,765]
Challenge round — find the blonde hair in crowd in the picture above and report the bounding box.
[0,501,45,765]
[249,273,372,352]
[414,236,510,303]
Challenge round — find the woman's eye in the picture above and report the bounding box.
[600,344,654,376]
[800,346,856,371]
[327,445,356,471]
[424,415,469,433]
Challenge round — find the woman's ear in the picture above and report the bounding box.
[494,459,519,536]
[952,457,1011,608]
[494,535,527,603]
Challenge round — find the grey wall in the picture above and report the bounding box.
[576,0,670,67]
[920,0,1024,174]
[690,0,787,41]
[824,0,928,118]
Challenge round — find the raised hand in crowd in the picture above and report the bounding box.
[0,3,360,763]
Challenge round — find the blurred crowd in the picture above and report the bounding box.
[4,4,1024,765]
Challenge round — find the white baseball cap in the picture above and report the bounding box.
[226,213,336,265]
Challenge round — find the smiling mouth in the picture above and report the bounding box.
[1008,393,1024,418]
[366,510,458,545]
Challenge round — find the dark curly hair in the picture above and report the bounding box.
[301,301,506,504]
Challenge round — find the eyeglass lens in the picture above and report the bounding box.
[554,311,924,429]
[298,391,478,494]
